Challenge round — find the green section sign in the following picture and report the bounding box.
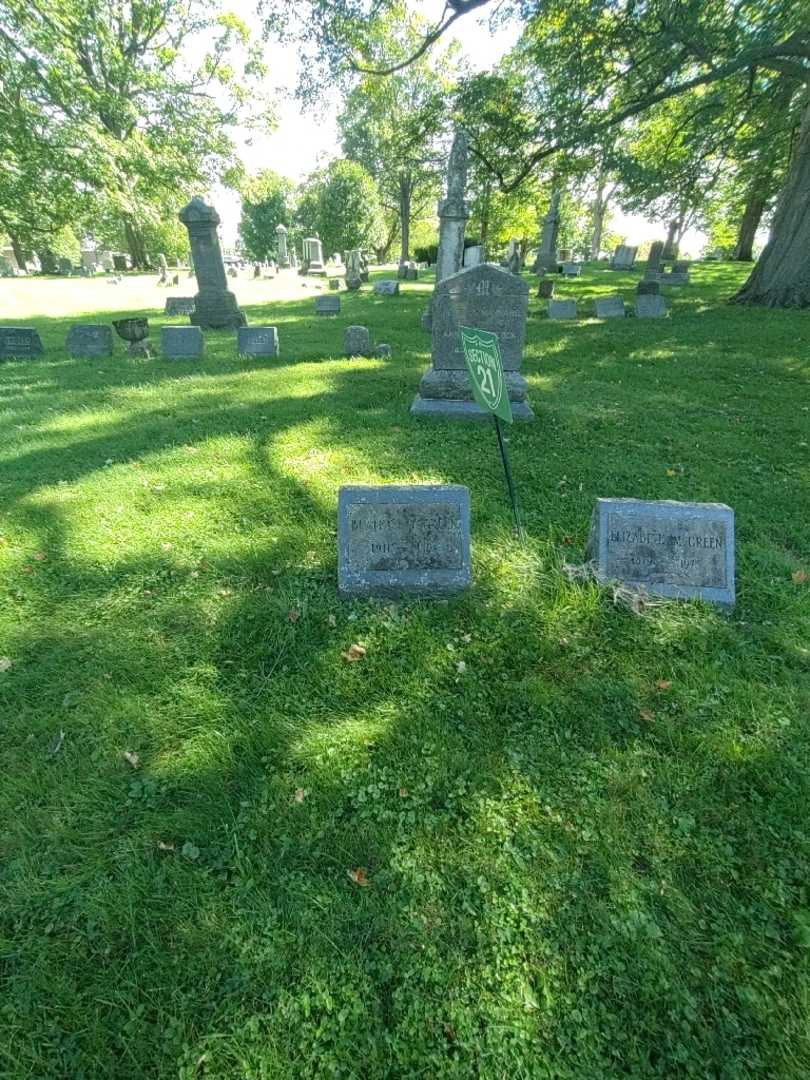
[460,326,513,425]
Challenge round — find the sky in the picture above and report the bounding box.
[215,0,706,255]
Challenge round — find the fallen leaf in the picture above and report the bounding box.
[456,660,467,674]
[342,643,367,662]
[655,680,672,691]
[288,609,300,623]
[33,552,47,561]
[294,787,306,803]
[666,468,677,477]
[639,709,655,722]
[792,569,808,585]
[327,614,337,627]
[47,729,65,755]
[123,750,141,769]
[399,787,409,798]
[157,840,175,852]
[347,867,371,887]
[0,656,12,672]
[181,841,200,861]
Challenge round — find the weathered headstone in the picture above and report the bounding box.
[405,264,419,281]
[562,262,582,277]
[162,326,204,359]
[66,325,113,358]
[636,295,667,318]
[548,299,577,320]
[435,129,470,283]
[507,246,522,275]
[338,485,472,598]
[537,279,555,299]
[315,295,340,315]
[534,190,562,273]
[374,280,400,295]
[636,280,661,296]
[178,197,245,329]
[463,245,482,268]
[610,244,638,270]
[112,254,128,272]
[594,296,625,319]
[588,498,735,605]
[164,297,196,316]
[303,237,326,275]
[647,240,665,273]
[238,326,279,358]
[374,344,392,359]
[0,327,44,359]
[412,263,533,420]
[344,326,371,356]
[276,223,289,267]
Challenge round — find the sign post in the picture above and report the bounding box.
[460,326,526,542]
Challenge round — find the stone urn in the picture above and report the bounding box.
[113,317,151,357]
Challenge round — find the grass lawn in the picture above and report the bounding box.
[1,263,809,1077]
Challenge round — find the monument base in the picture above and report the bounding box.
[411,397,535,421]
[190,290,246,330]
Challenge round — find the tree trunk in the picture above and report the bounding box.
[479,176,491,254]
[590,170,607,260]
[662,218,681,260]
[734,189,767,261]
[124,216,148,269]
[8,231,27,269]
[399,175,412,264]
[733,96,810,308]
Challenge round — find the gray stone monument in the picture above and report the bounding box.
[610,245,638,270]
[178,197,245,329]
[374,280,400,296]
[537,279,555,299]
[548,299,577,320]
[588,498,735,605]
[636,280,661,296]
[344,326,371,356]
[562,262,582,277]
[162,326,204,359]
[436,129,470,283]
[0,327,44,359]
[67,325,114,357]
[636,295,667,317]
[338,485,472,598]
[534,190,562,272]
[412,263,533,421]
[315,295,340,316]
[594,296,625,319]
[303,237,326,275]
[164,297,196,316]
[238,327,279,358]
[647,240,665,273]
[276,223,289,267]
[463,245,482,268]
[345,249,363,291]
[112,254,128,272]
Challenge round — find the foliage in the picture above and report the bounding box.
[296,160,385,257]
[1,263,809,1073]
[238,170,296,261]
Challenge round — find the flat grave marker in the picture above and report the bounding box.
[374,280,400,295]
[0,327,44,359]
[594,296,626,319]
[67,325,113,358]
[315,295,341,316]
[636,295,667,318]
[338,485,471,598]
[548,299,577,320]
[164,297,196,316]
[588,497,735,605]
[162,326,204,359]
[238,326,279,357]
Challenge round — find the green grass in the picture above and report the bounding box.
[1,263,809,1078]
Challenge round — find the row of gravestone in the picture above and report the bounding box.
[547,295,668,319]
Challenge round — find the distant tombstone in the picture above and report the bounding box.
[66,325,113,358]
[158,253,168,270]
[537,279,555,299]
[315,294,340,316]
[0,327,44,359]
[276,223,289,267]
[636,295,667,318]
[99,251,115,271]
[534,189,562,272]
[463,245,482,268]
[507,248,522,275]
[636,280,661,296]
[112,254,128,272]
[594,296,625,319]
[405,264,418,281]
[610,245,638,270]
[588,498,735,605]
[548,299,577,320]
[303,237,326,274]
[666,261,691,284]
[164,297,196,316]
[412,262,533,420]
[562,262,582,277]
[238,326,279,358]
[40,251,58,275]
[397,262,408,280]
[374,280,400,295]
[338,485,472,598]
[58,258,73,275]
[161,326,204,359]
[647,240,665,272]
[374,344,392,358]
[179,197,246,329]
[254,262,262,278]
[344,325,371,356]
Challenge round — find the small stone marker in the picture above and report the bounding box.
[636,280,661,296]
[594,296,625,319]
[338,485,471,598]
[344,326,371,356]
[588,498,735,605]
[164,297,196,316]
[66,325,113,357]
[537,279,555,299]
[315,295,341,316]
[162,326,204,359]
[374,344,392,359]
[636,295,667,318]
[548,299,577,320]
[0,327,44,359]
[238,326,279,358]
[562,262,582,277]
[374,280,400,295]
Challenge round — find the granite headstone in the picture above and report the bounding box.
[238,326,279,357]
[164,297,196,316]
[0,327,44,359]
[636,295,667,317]
[179,197,245,329]
[315,295,340,315]
[548,299,577,319]
[594,296,625,319]
[374,280,400,295]
[67,325,113,358]
[344,326,371,356]
[162,326,204,359]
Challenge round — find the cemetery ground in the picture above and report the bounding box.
[1,263,809,1078]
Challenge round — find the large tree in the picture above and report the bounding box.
[238,170,296,261]
[296,160,385,257]
[264,0,810,307]
[0,0,272,266]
